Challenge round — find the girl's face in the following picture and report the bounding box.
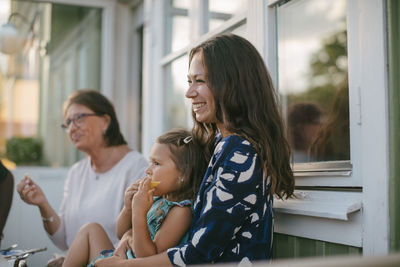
[64,103,109,153]
[186,52,218,124]
[145,142,182,197]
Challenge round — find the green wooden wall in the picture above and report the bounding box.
[273,233,362,259]
[388,0,400,252]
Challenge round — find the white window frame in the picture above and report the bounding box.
[265,0,360,187]
[43,0,145,151]
[263,0,389,255]
[42,0,116,100]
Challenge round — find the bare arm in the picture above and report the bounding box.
[131,179,192,257]
[116,207,132,239]
[16,175,61,235]
[116,179,142,239]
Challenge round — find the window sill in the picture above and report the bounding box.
[274,190,362,220]
[273,190,363,246]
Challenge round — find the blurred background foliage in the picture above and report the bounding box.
[5,137,42,165]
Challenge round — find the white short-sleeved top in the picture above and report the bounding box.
[48,150,148,250]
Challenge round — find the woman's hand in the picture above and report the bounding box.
[132,177,154,216]
[114,229,134,259]
[17,175,47,207]
[94,255,131,267]
[123,179,142,211]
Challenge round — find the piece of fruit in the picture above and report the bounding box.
[150,181,161,188]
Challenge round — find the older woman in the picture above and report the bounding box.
[17,90,148,252]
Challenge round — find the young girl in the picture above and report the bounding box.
[61,129,208,267]
[95,34,295,267]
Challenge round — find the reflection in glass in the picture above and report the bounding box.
[164,55,189,131]
[209,0,247,31]
[277,0,349,163]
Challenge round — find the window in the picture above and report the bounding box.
[164,54,190,130]
[0,1,102,167]
[160,0,248,133]
[273,0,356,186]
[209,0,247,31]
[164,0,190,55]
[277,0,349,164]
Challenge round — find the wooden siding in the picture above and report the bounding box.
[273,233,362,259]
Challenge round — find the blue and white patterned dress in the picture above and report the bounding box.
[167,135,274,266]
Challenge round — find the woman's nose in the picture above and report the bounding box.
[185,85,196,99]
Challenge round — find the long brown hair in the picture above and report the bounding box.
[189,34,294,199]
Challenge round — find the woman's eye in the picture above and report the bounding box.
[196,79,204,83]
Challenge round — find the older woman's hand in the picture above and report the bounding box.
[17,175,47,207]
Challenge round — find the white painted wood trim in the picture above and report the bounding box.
[141,0,165,159]
[112,3,132,146]
[274,190,362,221]
[246,0,267,58]
[349,0,389,256]
[275,210,363,247]
[99,2,116,99]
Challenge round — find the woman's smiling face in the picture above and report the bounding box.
[185,52,217,124]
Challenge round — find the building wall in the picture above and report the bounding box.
[273,233,362,259]
[388,0,400,252]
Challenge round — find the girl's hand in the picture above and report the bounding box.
[94,255,130,267]
[123,179,142,211]
[114,229,134,259]
[132,177,155,216]
[17,175,47,207]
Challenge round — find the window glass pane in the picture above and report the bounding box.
[165,0,190,54]
[230,23,247,39]
[209,0,247,31]
[172,0,189,9]
[0,1,101,167]
[277,0,349,163]
[164,55,190,131]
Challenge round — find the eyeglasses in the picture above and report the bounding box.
[61,113,99,131]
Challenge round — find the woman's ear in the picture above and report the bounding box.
[102,114,111,132]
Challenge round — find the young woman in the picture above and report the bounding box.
[61,129,208,267]
[94,34,295,266]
